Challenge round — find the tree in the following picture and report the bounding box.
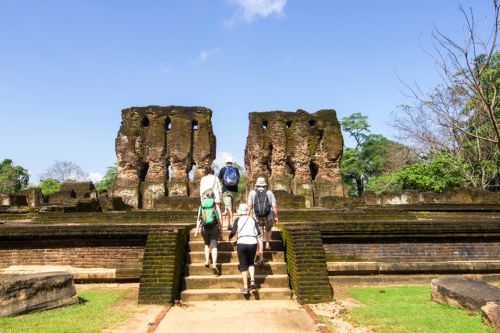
[340,114,416,196]
[42,160,87,182]
[96,166,117,191]
[0,159,29,194]
[394,1,500,189]
[367,154,465,194]
[38,178,61,196]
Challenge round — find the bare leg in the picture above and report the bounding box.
[227,209,233,230]
[204,245,210,265]
[249,266,255,283]
[211,247,218,266]
[265,229,272,250]
[241,270,248,289]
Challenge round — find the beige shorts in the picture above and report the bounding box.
[222,192,234,212]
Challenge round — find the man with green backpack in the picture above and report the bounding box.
[194,190,223,275]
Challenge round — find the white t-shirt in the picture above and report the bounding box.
[233,216,259,245]
[199,174,222,203]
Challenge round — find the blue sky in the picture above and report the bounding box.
[0,0,495,183]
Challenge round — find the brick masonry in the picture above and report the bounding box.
[281,224,333,304]
[0,224,189,305]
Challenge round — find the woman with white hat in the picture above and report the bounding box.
[228,203,260,295]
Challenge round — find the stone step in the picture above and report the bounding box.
[188,251,285,264]
[188,240,283,252]
[191,229,282,240]
[184,274,289,289]
[180,288,292,301]
[186,262,288,276]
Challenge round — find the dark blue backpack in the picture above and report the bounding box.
[223,166,239,187]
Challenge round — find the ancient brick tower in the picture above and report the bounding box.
[244,109,344,207]
[112,106,216,209]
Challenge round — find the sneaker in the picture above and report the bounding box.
[250,281,257,291]
[265,242,271,251]
[212,264,220,275]
[241,288,249,295]
[204,261,210,268]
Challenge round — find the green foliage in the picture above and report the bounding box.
[340,112,370,148]
[348,286,496,333]
[0,159,29,194]
[38,178,61,196]
[96,166,117,191]
[0,290,131,333]
[341,114,409,196]
[367,154,465,194]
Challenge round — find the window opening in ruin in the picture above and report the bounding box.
[165,117,172,131]
[309,161,319,181]
[141,116,150,127]
[188,164,196,181]
[262,120,268,129]
[139,162,149,182]
[285,120,292,129]
[167,164,172,181]
[192,120,199,130]
[309,119,316,126]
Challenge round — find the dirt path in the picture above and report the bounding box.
[155,300,321,333]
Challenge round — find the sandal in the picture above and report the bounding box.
[204,261,210,268]
[212,264,220,275]
[241,288,249,295]
[250,280,257,291]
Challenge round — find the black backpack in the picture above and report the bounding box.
[254,189,271,217]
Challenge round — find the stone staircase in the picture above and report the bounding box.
[181,229,292,301]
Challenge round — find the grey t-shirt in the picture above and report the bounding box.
[248,188,276,218]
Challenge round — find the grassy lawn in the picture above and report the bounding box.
[0,290,131,333]
[348,286,496,333]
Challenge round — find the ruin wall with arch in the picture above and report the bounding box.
[111,106,216,209]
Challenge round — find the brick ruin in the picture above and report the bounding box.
[111,106,216,209]
[244,109,344,207]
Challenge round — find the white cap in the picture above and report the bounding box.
[238,203,249,214]
[224,156,234,164]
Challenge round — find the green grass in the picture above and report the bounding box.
[0,290,131,333]
[348,286,496,333]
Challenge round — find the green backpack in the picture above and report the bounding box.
[200,198,218,225]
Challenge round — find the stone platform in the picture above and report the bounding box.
[0,272,79,316]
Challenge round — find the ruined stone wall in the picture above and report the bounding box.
[244,109,344,207]
[112,106,216,208]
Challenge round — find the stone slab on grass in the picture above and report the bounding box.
[431,277,500,312]
[0,272,79,317]
[481,302,500,331]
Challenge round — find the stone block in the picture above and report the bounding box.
[0,272,78,317]
[481,302,500,330]
[273,190,305,209]
[154,196,200,211]
[431,277,500,312]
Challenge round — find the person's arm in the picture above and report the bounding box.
[215,204,223,230]
[228,218,239,240]
[194,207,202,237]
[270,191,279,224]
[218,167,224,181]
[272,202,279,225]
[247,191,254,216]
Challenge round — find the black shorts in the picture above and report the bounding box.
[236,243,258,272]
[201,223,219,249]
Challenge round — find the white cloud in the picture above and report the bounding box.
[226,0,287,27]
[195,49,220,63]
[88,172,103,184]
